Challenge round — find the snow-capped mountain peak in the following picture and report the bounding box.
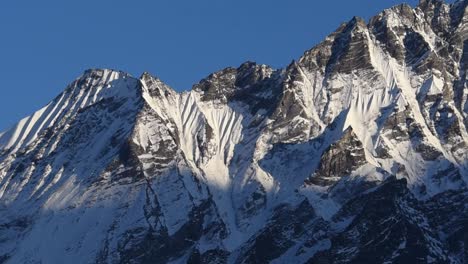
[0,1,467,263]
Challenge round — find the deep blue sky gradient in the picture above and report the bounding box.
[0,0,449,130]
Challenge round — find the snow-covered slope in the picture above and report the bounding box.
[0,0,467,263]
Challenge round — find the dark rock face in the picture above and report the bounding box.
[454,39,468,129]
[306,127,366,187]
[236,201,326,264]
[299,16,373,75]
[187,248,229,264]
[369,5,410,62]
[381,104,445,162]
[404,31,431,65]
[267,69,317,143]
[327,17,374,75]
[425,189,468,262]
[310,178,450,264]
[299,23,348,72]
[116,200,226,264]
[193,62,283,115]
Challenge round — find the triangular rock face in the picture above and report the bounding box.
[306,127,366,187]
[0,0,468,263]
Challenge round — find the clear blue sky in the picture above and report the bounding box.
[0,0,437,130]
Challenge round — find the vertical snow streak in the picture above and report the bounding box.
[0,70,131,153]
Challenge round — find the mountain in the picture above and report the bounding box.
[0,0,467,263]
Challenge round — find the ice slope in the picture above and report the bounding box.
[139,72,277,249]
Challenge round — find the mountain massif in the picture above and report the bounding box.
[0,0,467,263]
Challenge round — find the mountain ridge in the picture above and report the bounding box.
[0,0,467,263]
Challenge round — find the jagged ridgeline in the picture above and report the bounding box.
[0,0,467,263]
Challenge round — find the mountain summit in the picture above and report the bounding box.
[0,1,467,263]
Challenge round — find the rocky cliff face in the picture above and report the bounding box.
[0,0,467,263]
